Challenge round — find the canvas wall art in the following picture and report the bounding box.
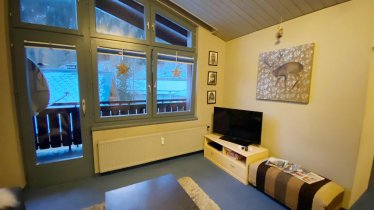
[256,43,315,104]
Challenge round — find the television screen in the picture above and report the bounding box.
[213,107,263,146]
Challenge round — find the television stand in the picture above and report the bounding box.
[204,133,269,185]
[219,135,252,147]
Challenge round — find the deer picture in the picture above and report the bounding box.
[264,56,304,89]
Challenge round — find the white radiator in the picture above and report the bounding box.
[97,126,206,173]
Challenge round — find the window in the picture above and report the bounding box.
[25,42,83,164]
[94,0,146,40]
[13,0,197,128]
[97,47,148,118]
[155,13,193,48]
[20,0,78,30]
[155,52,194,114]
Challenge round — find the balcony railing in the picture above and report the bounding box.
[33,99,188,150]
[33,103,81,151]
[100,99,188,117]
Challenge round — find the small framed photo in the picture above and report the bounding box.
[207,90,216,104]
[208,51,218,66]
[207,71,217,85]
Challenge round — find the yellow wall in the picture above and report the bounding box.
[92,27,226,171]
[0,0,26,187]
[224,0,374,208]
[1,0,373,207]
[350,36,374,203]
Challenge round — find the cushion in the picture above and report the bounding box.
[0,188,25,210]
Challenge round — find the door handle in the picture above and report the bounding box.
[82,98,86,116]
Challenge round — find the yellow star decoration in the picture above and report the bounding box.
[116,62,129,77]
[172,67,181,78]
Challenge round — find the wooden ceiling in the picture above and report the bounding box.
[165,0,351,41]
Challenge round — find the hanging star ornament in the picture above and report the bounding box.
[172,67,181,78]
[116,62,129,77]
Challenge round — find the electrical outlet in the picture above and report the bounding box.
[161,137,165,145]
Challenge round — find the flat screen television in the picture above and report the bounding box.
[213,107,263,146]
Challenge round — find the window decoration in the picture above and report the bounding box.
[116,49,130,76]
[171,52,181,78]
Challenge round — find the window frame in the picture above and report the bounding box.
[152,47,196,119]
[10,0,199,130]
[91,38,152,124]
[89,0,151,45]
[90,1,198,128]
[9,0,88,36]
[150,3,196,52]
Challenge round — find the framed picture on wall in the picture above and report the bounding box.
[207,90,216,104]
[207,71,217,85]
[208,51,218,66]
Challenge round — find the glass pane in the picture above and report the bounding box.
[156,53,194,114]
[95,0,145,40]
[25,44,82,164]
[20,0,78,30]
[155,13,192,48]
[97,47,147,118]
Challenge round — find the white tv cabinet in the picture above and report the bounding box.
[204,133,269,185]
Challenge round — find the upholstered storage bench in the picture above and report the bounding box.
[249,159,344,210]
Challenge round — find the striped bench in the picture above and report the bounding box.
[249,159,344,210]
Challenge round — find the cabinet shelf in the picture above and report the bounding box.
[204,133,269,185]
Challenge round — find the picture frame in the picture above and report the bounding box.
[207,71,217,85]
[207,90,216,104]
[208,51,218,66]
[256,43,315,104]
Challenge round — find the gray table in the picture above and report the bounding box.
[105,174,198,210]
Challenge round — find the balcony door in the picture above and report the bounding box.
[12,30,93,187]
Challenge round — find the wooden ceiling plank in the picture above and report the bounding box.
[237,0,277,26]
[304,0,325,10]
[168,0,352,41]
[320,0,338,7]
[172,0,225,28]
[229,0,268,27]
[222,0,263,30]
[192,0,245,39]
[263,0,295,21]
[290,0,314,14]
[209,0,260,32]
[335,0,349,3]
[279,0,304,17]
[252,0,283,23]
[164,0,215,31]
